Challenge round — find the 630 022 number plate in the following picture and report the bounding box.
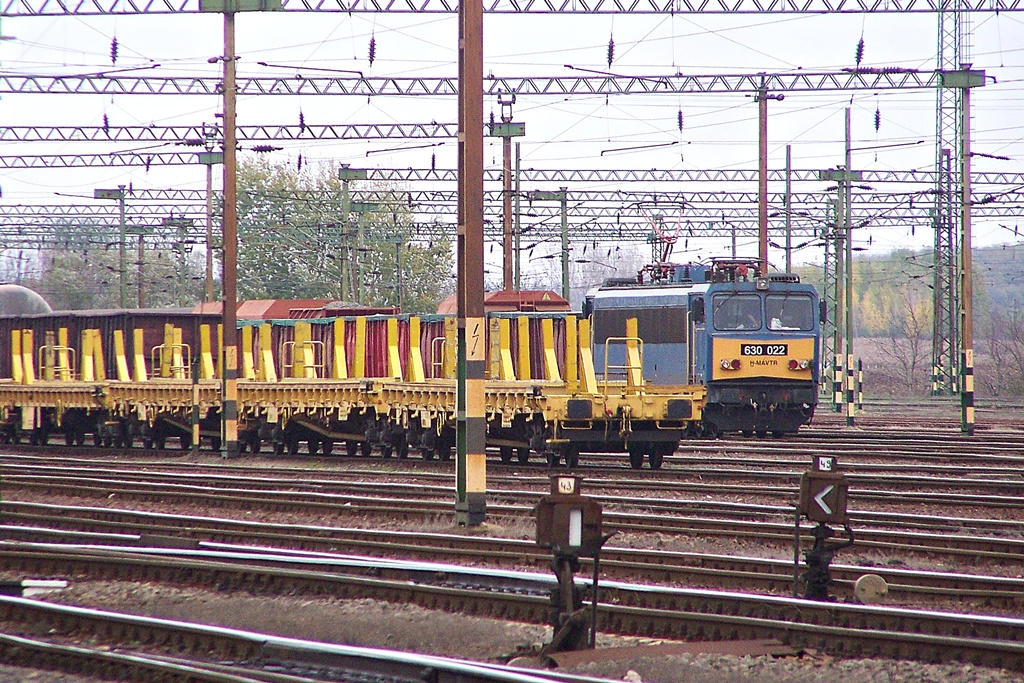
[741,344,788,356]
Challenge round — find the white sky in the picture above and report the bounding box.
[2,8,1023,286]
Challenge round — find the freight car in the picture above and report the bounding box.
[584,258,822,449]
[0,307,704,469]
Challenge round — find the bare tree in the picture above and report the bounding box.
[984,302,1024,396]
[877,284,931,393]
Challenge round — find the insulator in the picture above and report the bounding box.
[874,107,881,132]
[299,110,306,133]
[489,111,495,127]
[855,38,864,66]
[369,36,377,67]
[677,109,683,132]
[102,113,110,133]
[110,36,119,65]
[297,154,303,171]
[145,156,152,173]
[431,153,436,171]
[607,35,615,68]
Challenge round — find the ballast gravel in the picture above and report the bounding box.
[7,580,1017,683]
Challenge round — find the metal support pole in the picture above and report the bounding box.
[757,81,768,274]
[456,0,486,526]
[178,222,188,306]
[220,10,239,460]
[514,142,521,291]
[206,161,214,302]
[844,108,855,427]
[834,184,845,413]
[960,75,975,435]
[560,187,569,301]
[503,134,513,291]
[137,232,145,308]
[355,213,365,304]
[341,177,350,300]
[118,186,127,308]
[785,144,792,273]
[754,79,783,275]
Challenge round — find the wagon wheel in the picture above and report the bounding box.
[627,445,645,470]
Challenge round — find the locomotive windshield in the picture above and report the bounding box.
[765,294,814,331]
[712,294,762,331]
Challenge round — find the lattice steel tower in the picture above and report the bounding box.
[931,1,969,396]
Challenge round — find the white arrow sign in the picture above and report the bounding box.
[813,484,835,515]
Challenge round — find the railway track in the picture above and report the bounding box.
[3,501,1024,611]
[7,450,1024,507]
[4,544,1024,671]
[0,598,576,683]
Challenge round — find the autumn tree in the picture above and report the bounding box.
[236,158,453,314]
[4,221,204,311]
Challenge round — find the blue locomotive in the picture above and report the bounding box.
[584,258,822,444]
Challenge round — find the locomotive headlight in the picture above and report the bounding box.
[799,359,810,370]
[721,359,732,370]
[755,277,770,291]
[730,359,741,370]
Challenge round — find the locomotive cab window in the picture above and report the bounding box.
[712,294,762,331]
[766,294,814,331]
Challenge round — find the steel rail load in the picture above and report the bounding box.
[584,258,822,446]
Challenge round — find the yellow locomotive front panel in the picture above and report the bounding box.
[711,337,816,382]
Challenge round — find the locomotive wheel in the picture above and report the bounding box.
[421,447,435,461]
[180,434,192,450]
[249,433,262,454]
[360,440,372,457]
[517,448,530,464]
[65,429,75,446]
[546,451,561,468]
[322,439,334,456]
[755,429,768,438]
[741,430,754,438]
[273,440,285,455]
[499,447,513,464]
[628,446,645,470]
[346,440,359,457]
[75,429,86,447]
[438,446,452,461]
[286,435,300,456]
[211,436,222,452]
[381,444,393,458]
[307,437,319,455]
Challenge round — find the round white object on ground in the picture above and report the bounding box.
[854,574,888,604]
